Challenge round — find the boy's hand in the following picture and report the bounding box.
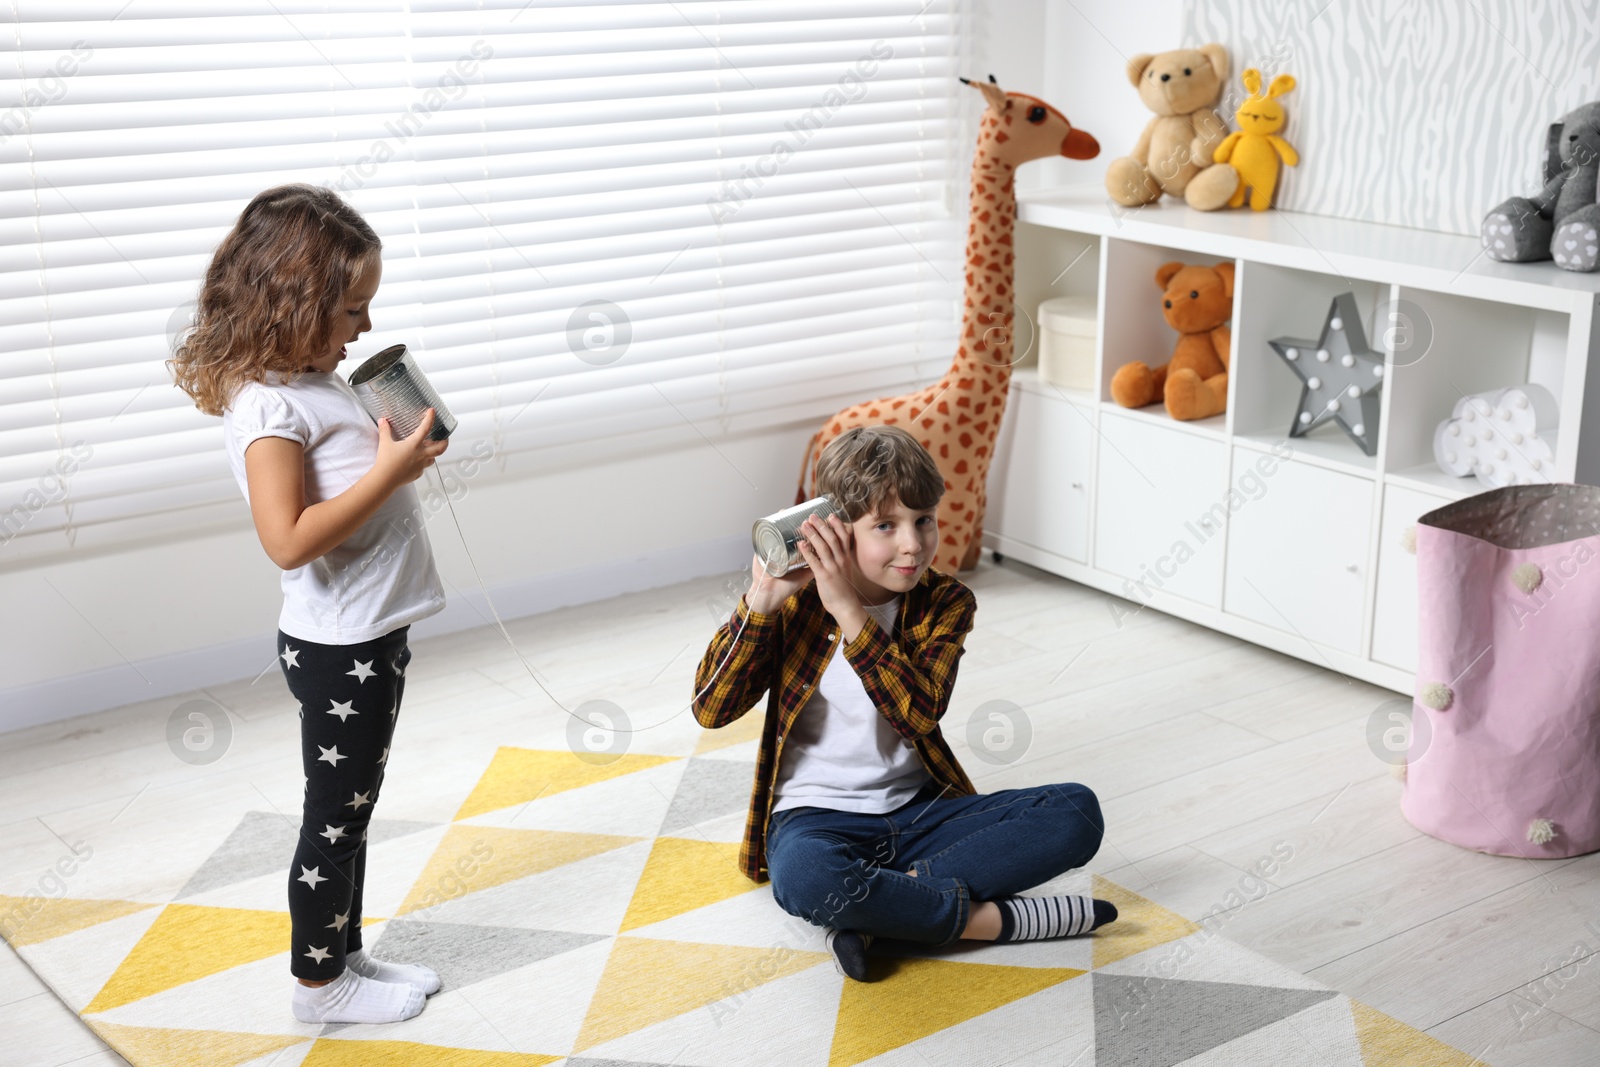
[745,550,811,615]
[796,513,864,628]
[375,408,448,487]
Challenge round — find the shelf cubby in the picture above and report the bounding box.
[1378,286,1571,493]
[1099,236,1234,420]
[1231,260,1391,476]
[1012,220,1100,386]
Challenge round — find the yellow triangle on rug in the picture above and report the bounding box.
[300,1038,560,1065]
[573,935,828,1052]
[1351,998,1488,1065]
[82,1022,305,1067]
[395,825,641,916]
[0,895,158,948]
[693,711,764,755]
[1092,872,1204,969]
[83,904,293,1014]
[454,747,680,821]
[619,837,755,932]
[831,956,1086,1067]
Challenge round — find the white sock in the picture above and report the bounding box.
[347,946,442,995]
[291,968,425,1024]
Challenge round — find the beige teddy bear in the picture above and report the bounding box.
[1104,44,1231,207]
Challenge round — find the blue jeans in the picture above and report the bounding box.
[765,779,1104,947]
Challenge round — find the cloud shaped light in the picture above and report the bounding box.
[1433,383,1559,488]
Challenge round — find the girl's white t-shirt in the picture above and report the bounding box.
[771,595,933,814]
[222,368,445,645]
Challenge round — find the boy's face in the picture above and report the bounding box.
[845,493,939,605]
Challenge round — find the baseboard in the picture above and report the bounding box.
[0,533,749,736]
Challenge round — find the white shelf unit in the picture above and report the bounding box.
[986,185,1600,695]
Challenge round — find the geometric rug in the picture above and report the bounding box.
[2,712,1484,1066]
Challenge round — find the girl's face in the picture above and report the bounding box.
[847,493,939,605]
[306,258,382,373]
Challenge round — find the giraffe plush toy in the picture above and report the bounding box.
[795,75,1099,573]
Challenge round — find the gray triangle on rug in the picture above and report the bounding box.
[175,810,442,899]
[658,758,757,836]
[368,919,608,992]
[1093,973,1339,1067]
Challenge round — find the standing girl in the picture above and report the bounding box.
[170,183,448,1024]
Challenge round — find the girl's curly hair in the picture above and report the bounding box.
[168,183,382,417]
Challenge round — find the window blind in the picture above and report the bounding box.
[0,0,971,565]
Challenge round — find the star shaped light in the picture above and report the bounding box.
[327,911,350,932]
[1268,292,1386,456]
[318,824,347,844]
[325,699,358,722]
[347,659,377,683]
[281,646,301,669]
[297,865,327,890]
[377,746,389,766]
[305,944,332,964]
[346,790,372,811]
[317,744,346,767]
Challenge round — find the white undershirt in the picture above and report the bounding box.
[222,369,445,644]
[771,595,932,814]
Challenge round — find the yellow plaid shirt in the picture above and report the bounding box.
[691,565,978,883]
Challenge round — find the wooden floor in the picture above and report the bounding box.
[3,553,1597,1066]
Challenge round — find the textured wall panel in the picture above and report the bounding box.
[1182,0,1600,235]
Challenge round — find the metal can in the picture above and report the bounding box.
[752,495,840,577]
[348,343,456,442]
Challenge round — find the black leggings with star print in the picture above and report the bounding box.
[276,625,411,980]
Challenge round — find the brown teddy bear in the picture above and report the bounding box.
[1109,261,1234,421]
[1104,45,1231,207]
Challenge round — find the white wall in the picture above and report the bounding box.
[961,0,1192,193]
[1018,0,1190,194]
[0,424,808,733]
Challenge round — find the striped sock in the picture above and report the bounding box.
[994,895,1116,940]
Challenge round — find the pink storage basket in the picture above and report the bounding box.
[1406,484,1600,859]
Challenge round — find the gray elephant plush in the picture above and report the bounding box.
[1482,102,1600,271]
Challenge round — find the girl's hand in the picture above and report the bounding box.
[744,550,811,616]
[375,408,448,487]
[795,513,859,622]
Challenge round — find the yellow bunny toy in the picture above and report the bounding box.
[1185,68,1298,211]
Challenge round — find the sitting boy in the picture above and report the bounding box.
[691,425,1115,981]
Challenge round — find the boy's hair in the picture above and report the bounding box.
[168,183,382,416]
[814,425,945,522]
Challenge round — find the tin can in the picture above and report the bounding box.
[348,343,456,442]
[752,495,839,577]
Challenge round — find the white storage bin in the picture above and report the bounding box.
[1037,295,1098,390]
